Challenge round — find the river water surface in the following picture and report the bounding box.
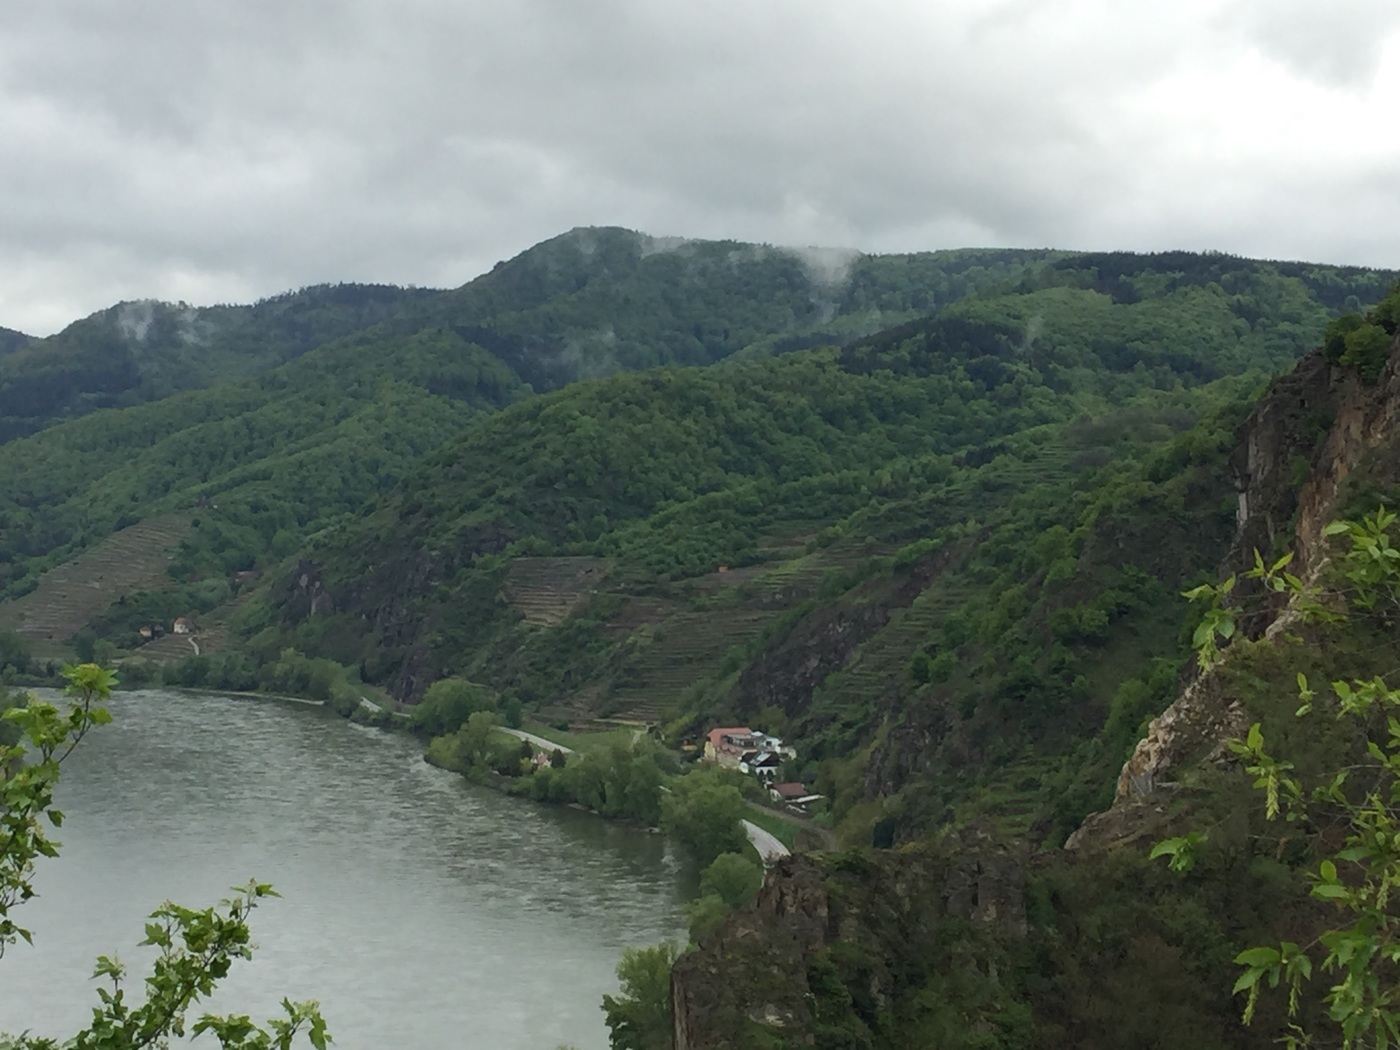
[0,690,689,1049]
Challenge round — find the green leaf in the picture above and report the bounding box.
[1149,838,1185,860]
[1234,947,1281,967]
[1233,968,1263,994]
[1319,859,1337,883]
[1311,883,1349,899]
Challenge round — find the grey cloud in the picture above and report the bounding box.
[2,0,1398,335]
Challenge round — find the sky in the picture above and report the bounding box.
[3,0,1399,336]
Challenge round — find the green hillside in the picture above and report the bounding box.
[671,313,1400,1050]
[251,254,1396,852]
[0,284,437,440]
[0,228,1053,445]
[0,230,1061,604]
[4,227,1399,1047]
[0,326,30,357]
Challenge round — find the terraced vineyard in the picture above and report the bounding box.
[134,632,201,662]
[127,592,251,663]
[502,556,610,626]
[812,572,977,716]
[0,515,190,658]
[600,608,777,725]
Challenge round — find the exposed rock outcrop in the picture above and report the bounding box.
[672,831,1024,1049]
[1073,336,1400,850]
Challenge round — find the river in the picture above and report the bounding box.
[0,689,690,1049]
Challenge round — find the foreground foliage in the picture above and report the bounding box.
[1168,508,1400,1047]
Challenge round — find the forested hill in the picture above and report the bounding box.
[671,299,1400,1050]
[258,262,1397,751]
[0,326,30,357]
[6,229,1395,1048]
[0,228,1055,442]
[2,237,1394,696]
[0,230,1054,599]
[0,285,438,441]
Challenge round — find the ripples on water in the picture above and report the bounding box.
[0,690,689,1049]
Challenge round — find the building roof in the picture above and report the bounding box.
[771,782,807,799]
[707,726,752,749]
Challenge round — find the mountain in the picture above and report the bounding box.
[0,228,1054,444]
[670,316,1400,1048]
[0,284,437,441]
[256,249,1393,731]
[0,326,31,357]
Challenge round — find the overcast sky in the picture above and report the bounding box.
[3,0,1399,335]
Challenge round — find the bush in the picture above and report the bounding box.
[661,768,749,865]
[411,677,496,736]
[1340,322,1392,383]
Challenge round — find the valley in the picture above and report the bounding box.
[3,228,1399,1049]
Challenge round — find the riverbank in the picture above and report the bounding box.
[160,685,327,707]
[111,674,811,867]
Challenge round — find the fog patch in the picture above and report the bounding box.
[784,245,863,289]
[115,300,158,342]
[559,324,620,379]
[639,235,695,258]
[1019,313,1044,354]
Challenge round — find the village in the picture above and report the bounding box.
[699,725,823,814]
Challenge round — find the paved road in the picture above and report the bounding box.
[500,727,575,754]
[742,819,790,863]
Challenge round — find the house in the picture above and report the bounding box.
[740,750,784,782]
[749,732,796,759]
[703,726,755,767]
[137,625,154,641]
[770,782,825,812]
[769,782,808,803]
[172,617,193,635]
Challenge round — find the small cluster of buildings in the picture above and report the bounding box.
[136,616,193,642]
[702,726,824,813]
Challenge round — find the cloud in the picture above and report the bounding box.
[2,0,1398,335]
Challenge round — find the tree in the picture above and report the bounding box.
[602,942,678,1050]
[0,632,29,676]
[411,677,496,736]
[0,664,328,1047]
[685,851,764,943]
[660,771,749,866]
[684,893,731,943]
[1165,508,1400,1046]
[1340,322,1392,383]
[699,851,762,908]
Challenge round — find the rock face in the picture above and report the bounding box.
[672,832,1024,1049]
[1073,336,1400,849]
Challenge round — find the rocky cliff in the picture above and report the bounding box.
[672,832,1025,1050]
[1072,333,1400,849]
